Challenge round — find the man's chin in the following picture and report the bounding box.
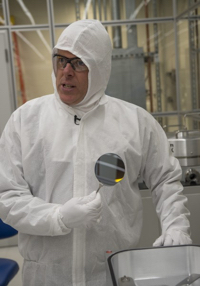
[59,94,79,106]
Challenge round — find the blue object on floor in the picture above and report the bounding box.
[0,219,18,239]
[0,219,19,286]
[0,258,19,286]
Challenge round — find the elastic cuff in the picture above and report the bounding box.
[57,209,72,234]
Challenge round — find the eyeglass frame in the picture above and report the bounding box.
[53,54,88,72]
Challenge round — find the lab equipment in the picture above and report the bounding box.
[94,153,125,193]
[168,129,200,167]
[165,114,200,186]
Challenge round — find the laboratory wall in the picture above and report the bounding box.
[0,0,199,129]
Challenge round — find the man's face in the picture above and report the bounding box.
[55,50,89,106]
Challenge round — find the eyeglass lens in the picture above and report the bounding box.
[54,55,88,72]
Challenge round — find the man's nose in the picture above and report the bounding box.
[63,63,74,74]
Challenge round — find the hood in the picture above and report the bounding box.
[52,19,112,115]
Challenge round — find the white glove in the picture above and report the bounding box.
[153,229,192,247]
[59,191,102,229]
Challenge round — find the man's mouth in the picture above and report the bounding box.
[62,84,75,88]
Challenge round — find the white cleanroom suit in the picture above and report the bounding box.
[0,19,191,286]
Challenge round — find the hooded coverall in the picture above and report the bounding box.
[0,19,191,286]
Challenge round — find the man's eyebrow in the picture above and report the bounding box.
[54,54,80,60]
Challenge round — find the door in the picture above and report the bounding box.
[0,31,14,135]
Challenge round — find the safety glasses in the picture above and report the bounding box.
[53,54,88,72]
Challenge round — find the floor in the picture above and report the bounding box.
[0,245,23,286]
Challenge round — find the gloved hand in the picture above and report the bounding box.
[59,191,102,229]
[153,229,192,247]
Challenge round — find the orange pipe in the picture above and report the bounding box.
[12,32,27,104]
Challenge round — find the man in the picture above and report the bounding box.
[0,19,192,286]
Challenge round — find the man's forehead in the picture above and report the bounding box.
[57,49,77,58]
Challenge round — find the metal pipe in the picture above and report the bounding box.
[111,0,122,48]
[2,0,17,110]
[188,1,198,129]
[145,0,153,112]
[46,0,55,49]
[103,0,107,21]
[153,0,162,124]
[173,0,182,126]
[2,0,9,25]
[98,0,101,20]
[176,0,200,21]
[194,0,200,109]
[0,17,177,32]
[152,109,200,118]
[93,0,96,19]
[75,0,80,20]
[0,24,50,31]
[1,15,199,32]
[125,0,137,48]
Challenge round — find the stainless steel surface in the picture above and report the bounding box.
[108,246,200,286]
[168,130,200,167]
[166,114,200,167]
[118,276,136,286]
[175,274,200,286]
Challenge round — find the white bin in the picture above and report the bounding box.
[107,245,200,286]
